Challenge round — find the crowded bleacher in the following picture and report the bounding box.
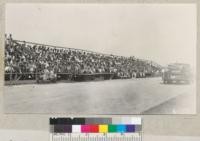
[4,34,161,82]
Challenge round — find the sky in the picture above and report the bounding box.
[5,3,196,67]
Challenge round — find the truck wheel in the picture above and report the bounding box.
[165,80,169,84]
[168,80,172,84]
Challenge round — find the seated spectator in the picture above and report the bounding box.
[4,34,159,80]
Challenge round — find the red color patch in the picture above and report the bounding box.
[90,125,99,133]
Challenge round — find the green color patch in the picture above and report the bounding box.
[108,125,117,132]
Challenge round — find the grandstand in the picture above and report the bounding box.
[4,34,162,84]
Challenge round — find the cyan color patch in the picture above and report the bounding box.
[116,125,126,133]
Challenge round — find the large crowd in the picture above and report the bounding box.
[5,34,159,79]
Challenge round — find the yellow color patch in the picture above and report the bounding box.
[99,125,108,133]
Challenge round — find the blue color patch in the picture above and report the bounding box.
[126,125,135,132]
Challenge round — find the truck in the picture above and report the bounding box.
[162,63,192,84]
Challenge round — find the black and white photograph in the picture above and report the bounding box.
[4,3,196,114]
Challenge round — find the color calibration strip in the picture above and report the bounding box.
[50,117,142,141]
[50,117,142,133]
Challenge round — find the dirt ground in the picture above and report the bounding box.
[4,77,196,114]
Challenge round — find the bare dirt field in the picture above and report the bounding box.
[4,77,196,114]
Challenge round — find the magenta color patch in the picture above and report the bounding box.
[81,125,90,133]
